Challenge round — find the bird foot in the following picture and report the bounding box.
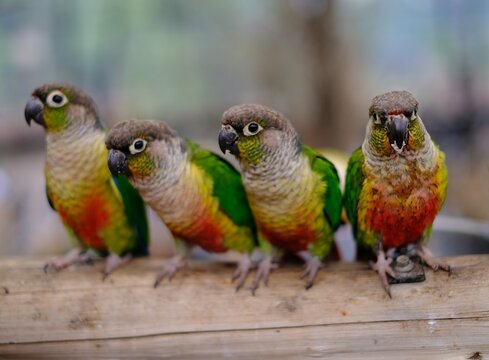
[370,250,397,298]
[232,254,253,292]
[43,248,93,274]
[300,256,324,290]
[154,255,187,288]
[249,256,277,296]
[416,245,451,273]
[102,253,132,281]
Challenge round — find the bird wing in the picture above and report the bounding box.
[112,175,149,256]
[303,145,342,230]
[344,147,365,239]
[188,140,256,232]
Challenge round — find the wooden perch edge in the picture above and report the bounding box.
[0,255,488,359]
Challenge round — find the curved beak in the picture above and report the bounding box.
[108,149,130,177]
[387,114,409,153]
[24,97,45,127]
[218,125,239,156]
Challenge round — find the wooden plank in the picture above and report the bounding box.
[0,318,488,359]
[0,255,488,358]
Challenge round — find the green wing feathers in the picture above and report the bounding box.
[188,140,256,231]
[113,176,149,256]
[303,145,342,230]
[344,148,365,236]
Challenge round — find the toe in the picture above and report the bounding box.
[305,280,314,290]
[235,276,246,292]
[231,269,241,282]
[250,271,264,295]
[446,265,452,275]
[385,266,397,279]
[379,273,392,298]
[154,273,166,288]
[250,274,262,295]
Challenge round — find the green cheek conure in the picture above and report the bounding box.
[105,120,257,290]
[344,90,449,297]
[219,104,342,292]
[24,83,148,278]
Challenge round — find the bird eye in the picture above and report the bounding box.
[129,138,147,154]
[371,112,381,124]
[243,122,263,136]
[410,110,417,120]
[46,90,68,108]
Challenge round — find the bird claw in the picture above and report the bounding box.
[44,261,68,274]
[43,248,91,274]
[249,256,277,295]
[101,253,132,281]
[232,255,253,292]
[300,256,324,290]
[416,245,451,273]
[370,250,397,298]
[154,255,187,288]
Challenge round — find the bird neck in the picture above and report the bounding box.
[239,132,300,172]
[241,133,304,188]
[45,130,109,186]
[130,146,188,194]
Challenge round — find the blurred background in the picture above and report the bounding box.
[0,0,488,259]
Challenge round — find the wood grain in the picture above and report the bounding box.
[0,255,488,358]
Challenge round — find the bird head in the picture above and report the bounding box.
[105,119,182,178]
[219,104,297,166]
[24,82,102,133]
[367,90,424,156]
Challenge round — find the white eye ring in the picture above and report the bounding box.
[243,122,263,136]
[411,110,417,120]
[371,113,381,124]
[129,138,147,155]
[46,90,69,108]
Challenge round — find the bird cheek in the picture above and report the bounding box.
[260,129,281,150]
[407,132,419,150]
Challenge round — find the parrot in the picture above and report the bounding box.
[105,119,257,290]
[24,82,149,277]
[344,90,449,297]
[218,104,342,291]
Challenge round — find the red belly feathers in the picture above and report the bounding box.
[366,191,440,249]
[58,196,110,251]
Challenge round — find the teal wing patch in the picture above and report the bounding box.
[344,148,365,237]
[303,145,342,230]
[113,176,149,256]
[188,140,256,232]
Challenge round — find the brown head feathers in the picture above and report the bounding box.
[105,119,175,151]
[369,91,418,116]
